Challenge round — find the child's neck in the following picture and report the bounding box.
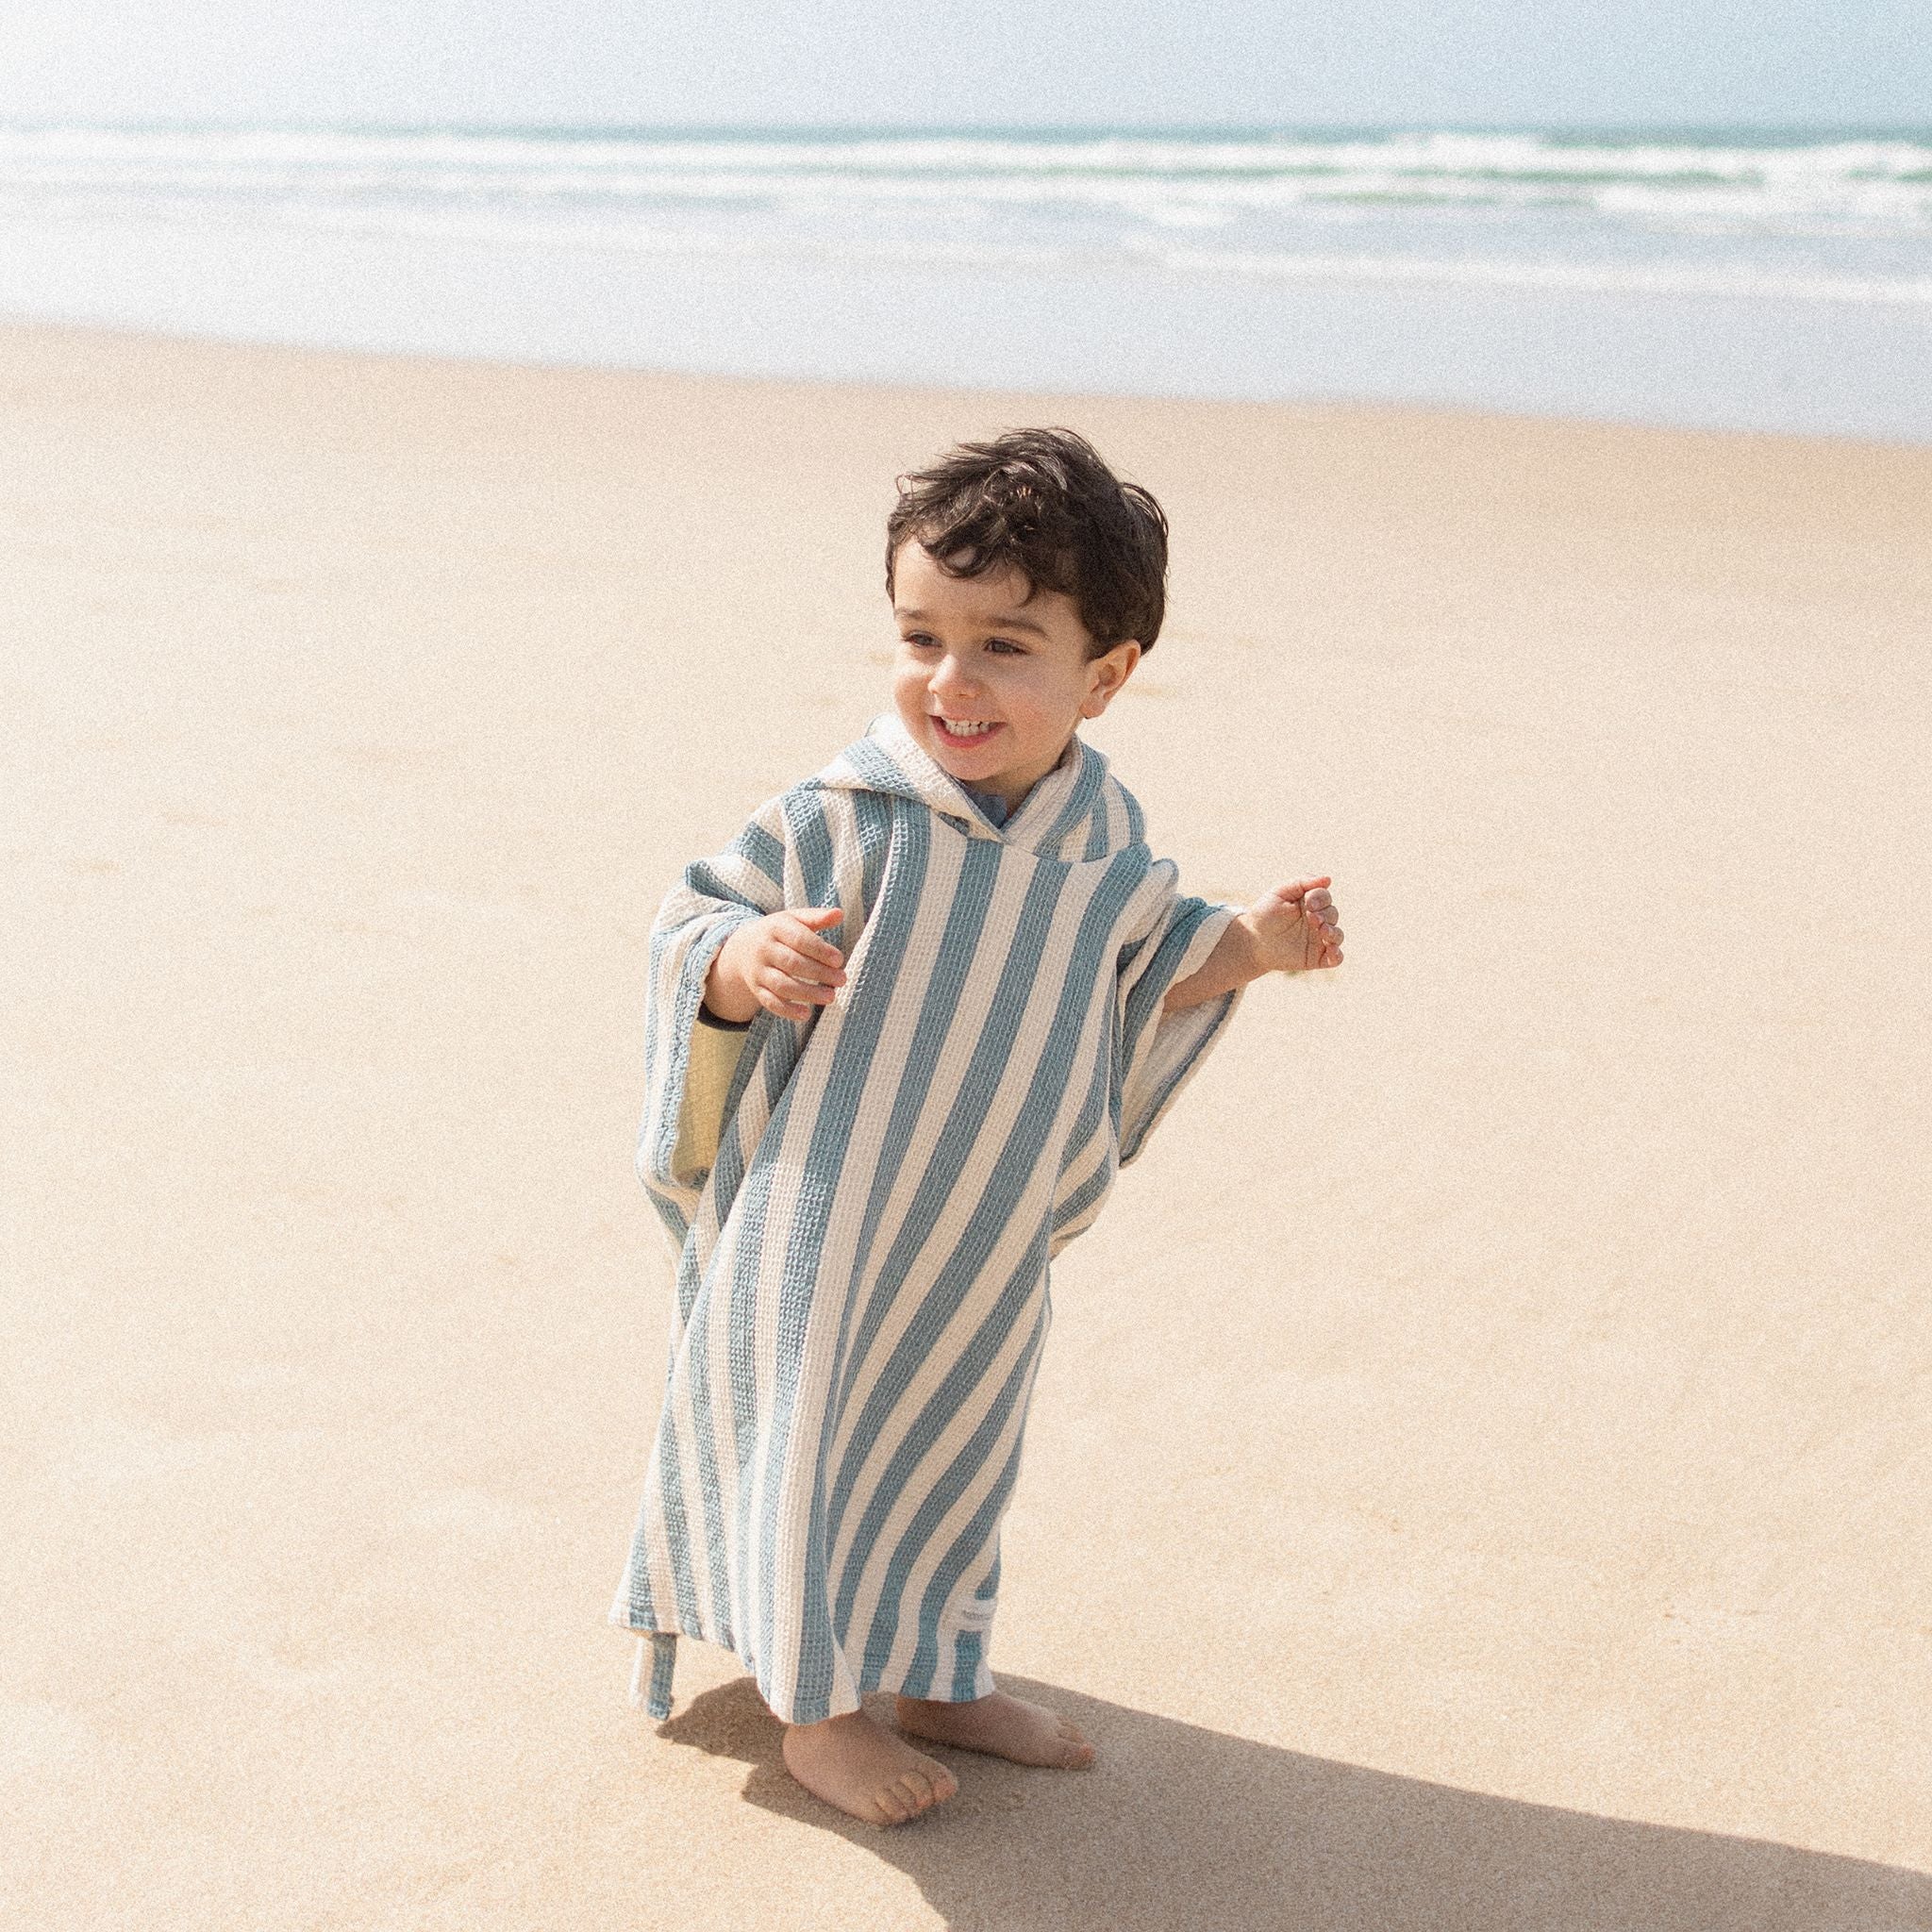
[970,732,1079,816]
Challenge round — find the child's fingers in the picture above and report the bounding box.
[771,941,845,987]
[774,911,846,969]
[757,980,816,1021]
[770,980,837,1015]
[1274,877,1332,914]
[767,974,835,1009]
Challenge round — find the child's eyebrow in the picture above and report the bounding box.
[895,606,1051,638]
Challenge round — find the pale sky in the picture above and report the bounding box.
[0,0,1924,129]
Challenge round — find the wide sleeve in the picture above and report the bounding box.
[1113,864,1245,1166]
[635,796,792,1241]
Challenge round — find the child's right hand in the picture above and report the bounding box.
[704,907,847,1024]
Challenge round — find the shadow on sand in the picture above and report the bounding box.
[652,1673,1930,1931]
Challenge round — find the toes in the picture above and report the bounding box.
[880,1767,948,1822]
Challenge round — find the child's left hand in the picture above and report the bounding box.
[1244,876,1343,972]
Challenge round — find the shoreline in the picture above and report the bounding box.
[8,310,1930,455]
[7,184,1931,445]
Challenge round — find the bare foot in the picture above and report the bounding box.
[894,1690,1095,1768]
[781,1707,960,1827]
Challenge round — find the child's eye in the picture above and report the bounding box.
[902,633,937,650]
[986,638,1026,657]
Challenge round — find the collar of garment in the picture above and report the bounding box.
[813,712,1119,858]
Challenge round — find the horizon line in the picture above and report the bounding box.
[3,115,1928,141]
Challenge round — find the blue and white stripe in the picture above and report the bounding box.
[610,713,1241,1723]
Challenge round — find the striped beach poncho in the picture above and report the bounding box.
[609,710,1243,1724]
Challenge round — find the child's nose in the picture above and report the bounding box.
[932,652,980,696]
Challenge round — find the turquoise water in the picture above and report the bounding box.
[3,124,1928,438]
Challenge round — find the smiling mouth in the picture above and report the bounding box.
[933,717,1002,742]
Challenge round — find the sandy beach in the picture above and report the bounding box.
[6,319,1930,1929]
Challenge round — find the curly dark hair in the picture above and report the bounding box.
[885,427,1169,656]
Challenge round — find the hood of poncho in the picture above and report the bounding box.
[811,712,1142,861]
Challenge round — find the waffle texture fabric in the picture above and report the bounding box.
[609,712,1243,1723]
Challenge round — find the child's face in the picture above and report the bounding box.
[890,540,1141,812]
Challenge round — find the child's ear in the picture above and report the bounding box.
[1081,640,1141,718]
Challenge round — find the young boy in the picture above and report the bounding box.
[609,427,1342,1828]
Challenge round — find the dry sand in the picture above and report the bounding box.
[5,320,1930,1930]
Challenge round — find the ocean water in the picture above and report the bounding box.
[2,124,1928,439]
